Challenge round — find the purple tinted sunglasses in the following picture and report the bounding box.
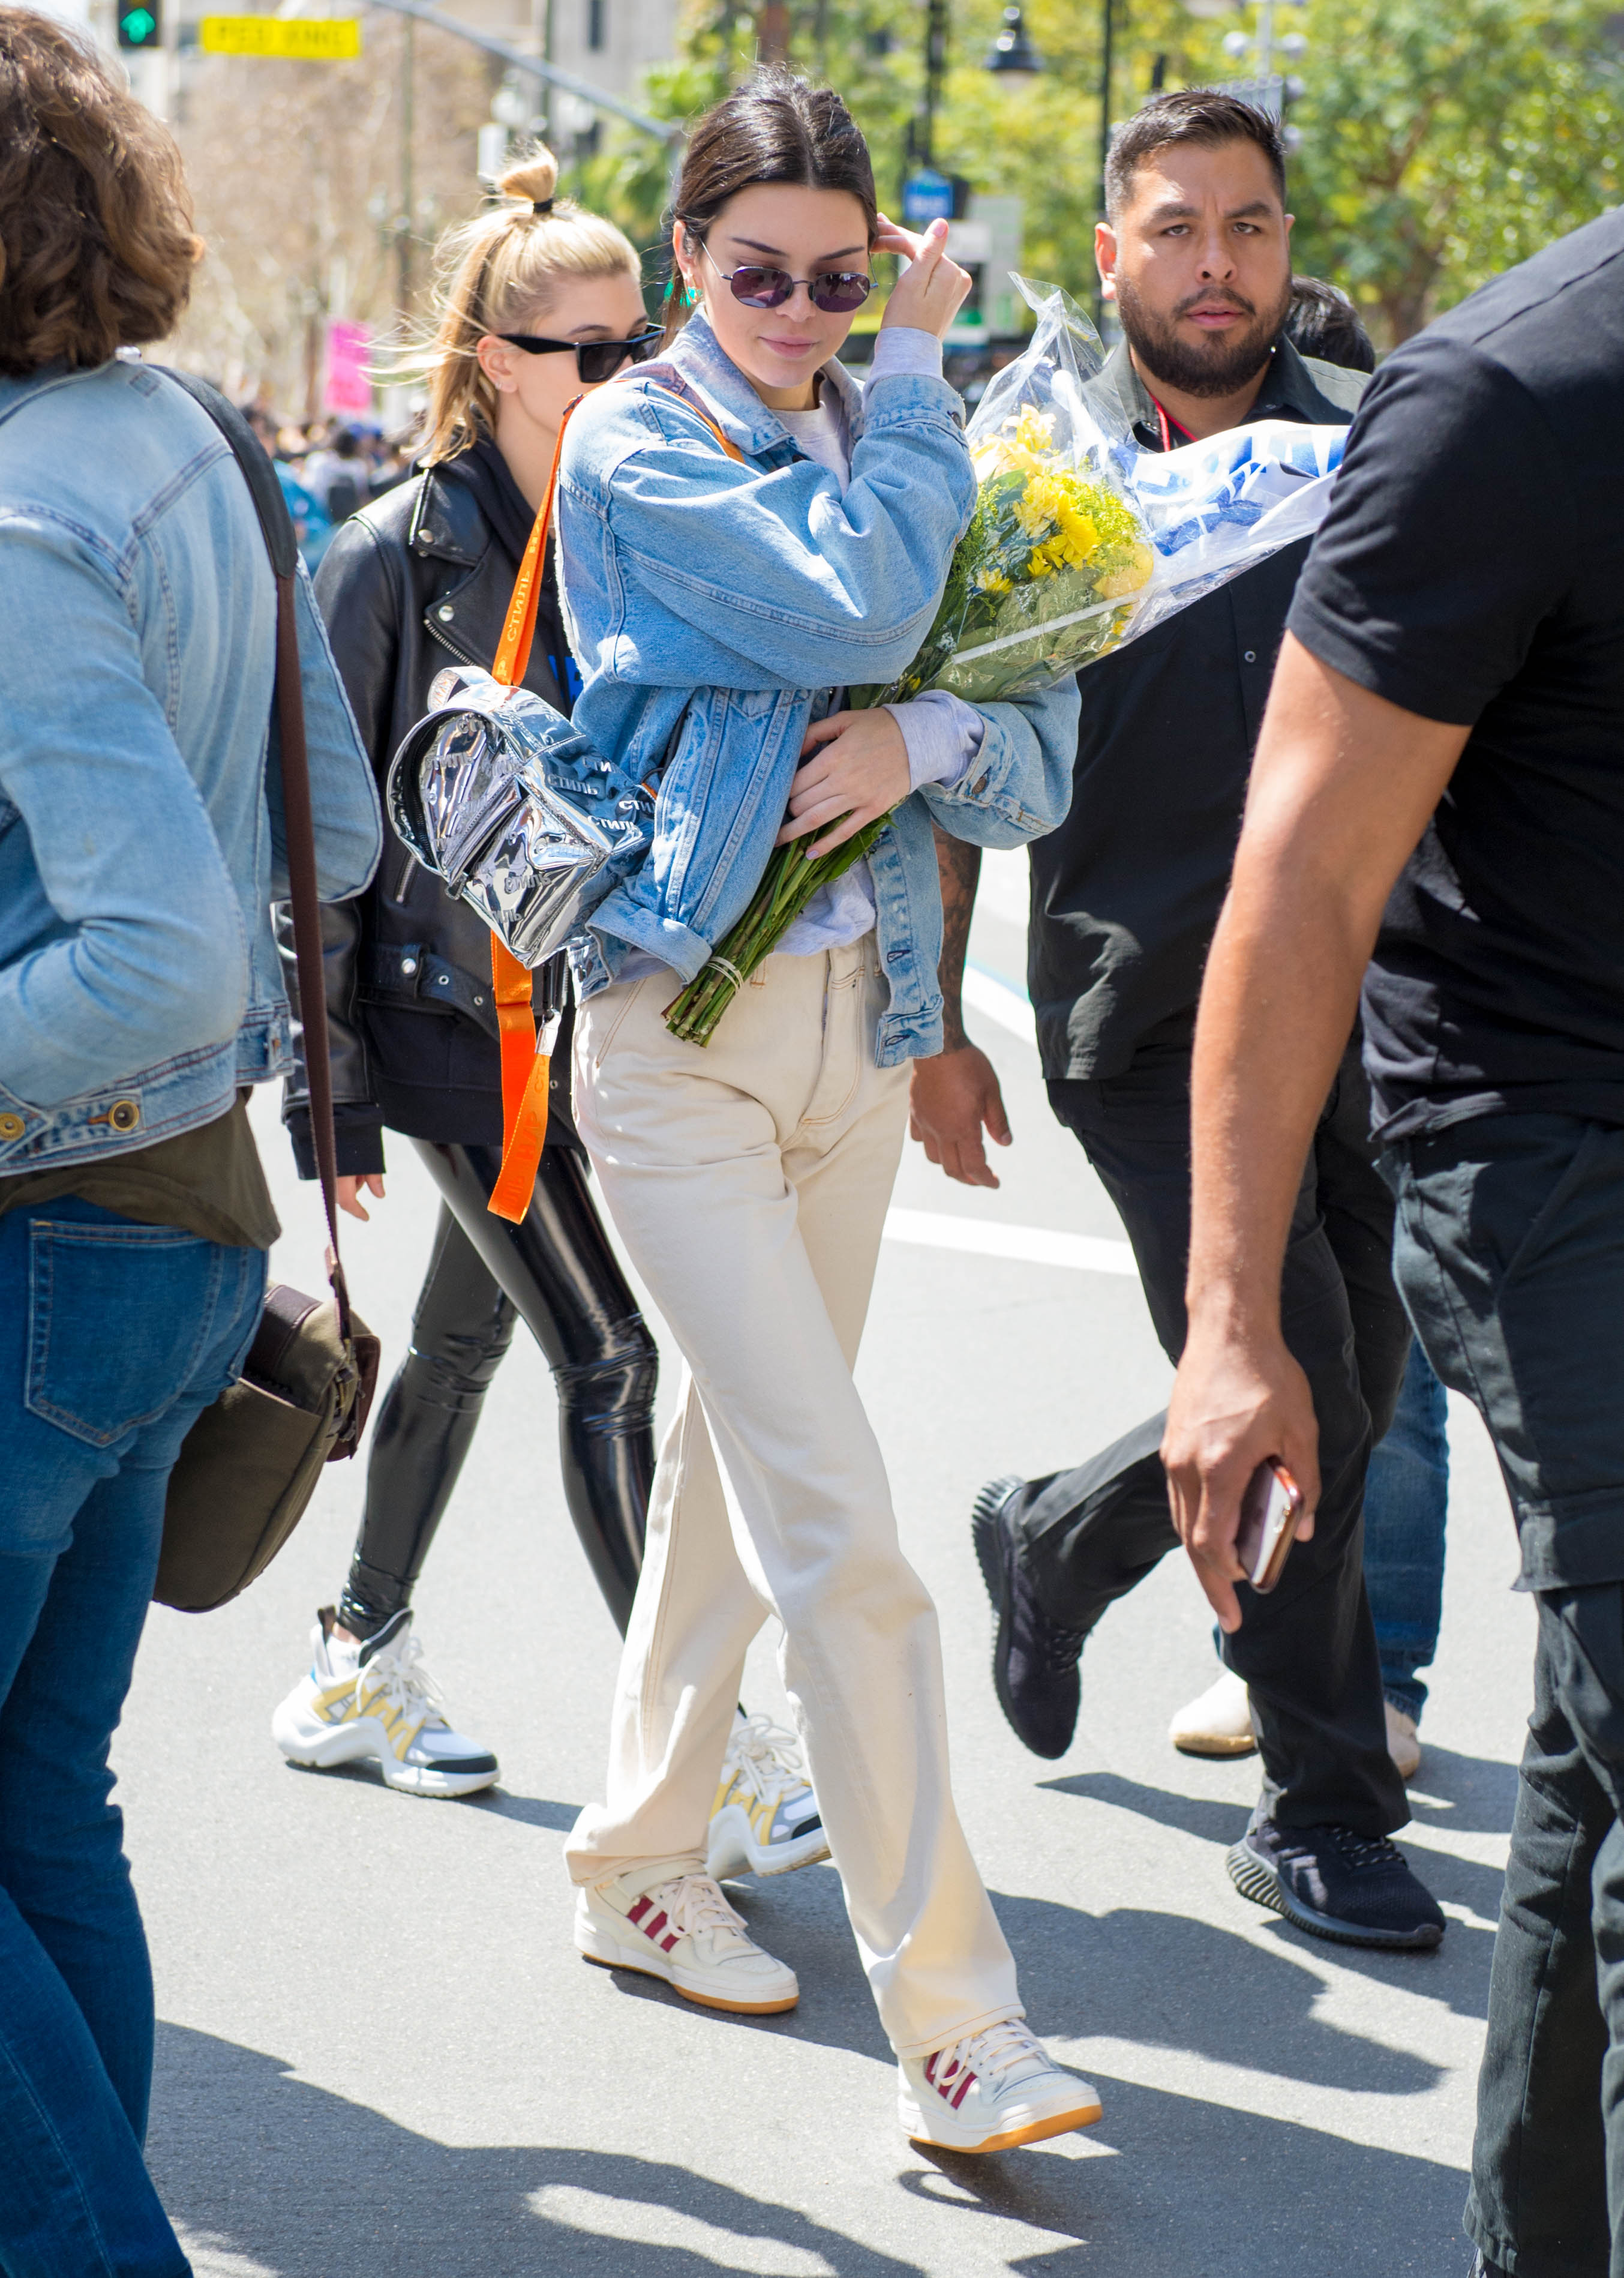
[700,238,872,315]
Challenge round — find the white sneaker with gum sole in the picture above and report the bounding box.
[1168,1667,1257,1758]
[575,1864,799,2015]
[898,2020,1103,2154]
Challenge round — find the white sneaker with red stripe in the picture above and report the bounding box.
[575,1862,799,2015]
[898,2020,1103,2153]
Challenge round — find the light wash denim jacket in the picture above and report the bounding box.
[0,359,383,1171]
[556,314,1080,1063]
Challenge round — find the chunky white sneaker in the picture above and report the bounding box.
[1386,1702,1422,1781]
[575,1863,799,2015]
[706,1713,829,1880]
[899,2019,1103,2154]
[271,1609,499,1799]
[1169,1666,1258,1758]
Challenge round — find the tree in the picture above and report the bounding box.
[580,0,1622,346]
[1289,0,1623,343]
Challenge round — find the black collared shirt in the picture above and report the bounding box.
[1029,337,1366,1080]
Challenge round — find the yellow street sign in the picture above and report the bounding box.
[199,14,361,56]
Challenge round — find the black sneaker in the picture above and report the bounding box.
[1227,1812,1446,1950]
[971,1476,1084,1760]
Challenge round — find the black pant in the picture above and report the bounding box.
[340,1141,656,1640]
[1387,1113,1624,2276]
[1009,1018,1410,1835]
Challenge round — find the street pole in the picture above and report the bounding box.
[923,0,947,167]
[1097,0,1115,327]
[398,10,415,315]
[757,2,790,62]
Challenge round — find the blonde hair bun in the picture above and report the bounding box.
[499,145,560,208]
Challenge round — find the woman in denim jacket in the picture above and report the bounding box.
[0,17,380,2273]
[558,71,1094,2154]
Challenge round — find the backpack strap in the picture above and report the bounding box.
[483,379,745,1224]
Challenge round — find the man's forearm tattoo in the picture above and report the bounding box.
[933,827,982,1053]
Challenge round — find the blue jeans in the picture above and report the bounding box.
[1363,1336,1450,1721]
[0,1198,265,2278]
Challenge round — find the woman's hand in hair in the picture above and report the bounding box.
[778,709,911,858]
[874,214,973,340]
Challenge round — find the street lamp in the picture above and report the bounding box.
[984,5,1043,85]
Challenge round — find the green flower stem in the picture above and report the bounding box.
[664,808,894,1046]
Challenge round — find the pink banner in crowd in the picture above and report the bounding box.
[324,320,373,414]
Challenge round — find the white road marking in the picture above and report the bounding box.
[884,1207,1137,1276]
[963,964,1037,1044]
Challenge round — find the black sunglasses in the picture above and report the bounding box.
[496,325,664,383]
[700,239,872,314]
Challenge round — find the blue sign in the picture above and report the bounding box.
[901,169,954,225]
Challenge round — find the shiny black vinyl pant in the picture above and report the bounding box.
[338,1141,655,1640]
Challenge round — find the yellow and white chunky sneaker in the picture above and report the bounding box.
[271,1609,499,1799]
[576,1862,799,2015]
[898,2020,1103,2154]
[706,1713,830,1880]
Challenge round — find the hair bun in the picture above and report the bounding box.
[498,144,559,209]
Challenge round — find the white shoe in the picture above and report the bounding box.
[271,1609,499,1798]
[1169,1667,1257,1758]
[1386,1702,1422,1781]
[898,2019,1103,2154]
[706,1713,830,1880]
[575,1863,799,2015]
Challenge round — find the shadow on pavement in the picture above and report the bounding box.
[1403,1745,1520,1835]
[148,2024,1476,2277]
[149,2024,921,2278]
[903,2075,1475,2276]
[988,1895,1446,2094]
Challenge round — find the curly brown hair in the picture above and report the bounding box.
[0,8,200,377]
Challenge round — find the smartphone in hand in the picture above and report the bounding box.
[1235,1459,1304,1595]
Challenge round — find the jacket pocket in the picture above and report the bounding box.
[27,1218,220,1447]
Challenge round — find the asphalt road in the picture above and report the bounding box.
[122,852,1531,2277]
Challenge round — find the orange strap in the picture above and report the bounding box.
[484,380,742,1222]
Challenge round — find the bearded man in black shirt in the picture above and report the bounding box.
[913,89,1444,1950]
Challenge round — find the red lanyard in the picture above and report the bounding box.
[1151,397,1194,452]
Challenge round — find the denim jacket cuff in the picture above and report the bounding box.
[856,370,966,432]
[590,890,714,984]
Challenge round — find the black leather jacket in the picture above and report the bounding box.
[280,455,578,1174]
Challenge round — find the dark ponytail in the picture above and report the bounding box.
[667,67,877,320]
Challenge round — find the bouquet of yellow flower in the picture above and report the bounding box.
[866,403,1154,711]
[665,283,1151,1047]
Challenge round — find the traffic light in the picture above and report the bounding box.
[117,1,161,48]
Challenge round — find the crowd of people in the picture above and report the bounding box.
[2,7,1621,2276]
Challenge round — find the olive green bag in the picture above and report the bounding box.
[155,375,379,1612]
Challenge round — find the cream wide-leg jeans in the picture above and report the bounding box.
[563,936,1022,2060]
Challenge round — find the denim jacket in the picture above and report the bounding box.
[556,314,1079,1063]
[0,359,383,1171]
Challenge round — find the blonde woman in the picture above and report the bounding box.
[271,149,822,1882]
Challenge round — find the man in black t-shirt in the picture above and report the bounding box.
[1164,208,1624,2277]
[914,89,1443,1953]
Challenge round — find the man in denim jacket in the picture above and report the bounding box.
[0,19,380,2272]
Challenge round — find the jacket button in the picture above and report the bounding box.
[109,1098,141,1133]
[401,957,418,975]
[439,604,454,621]
[0,1113,22,1141]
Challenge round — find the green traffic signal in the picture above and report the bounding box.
[117,2,160,46]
